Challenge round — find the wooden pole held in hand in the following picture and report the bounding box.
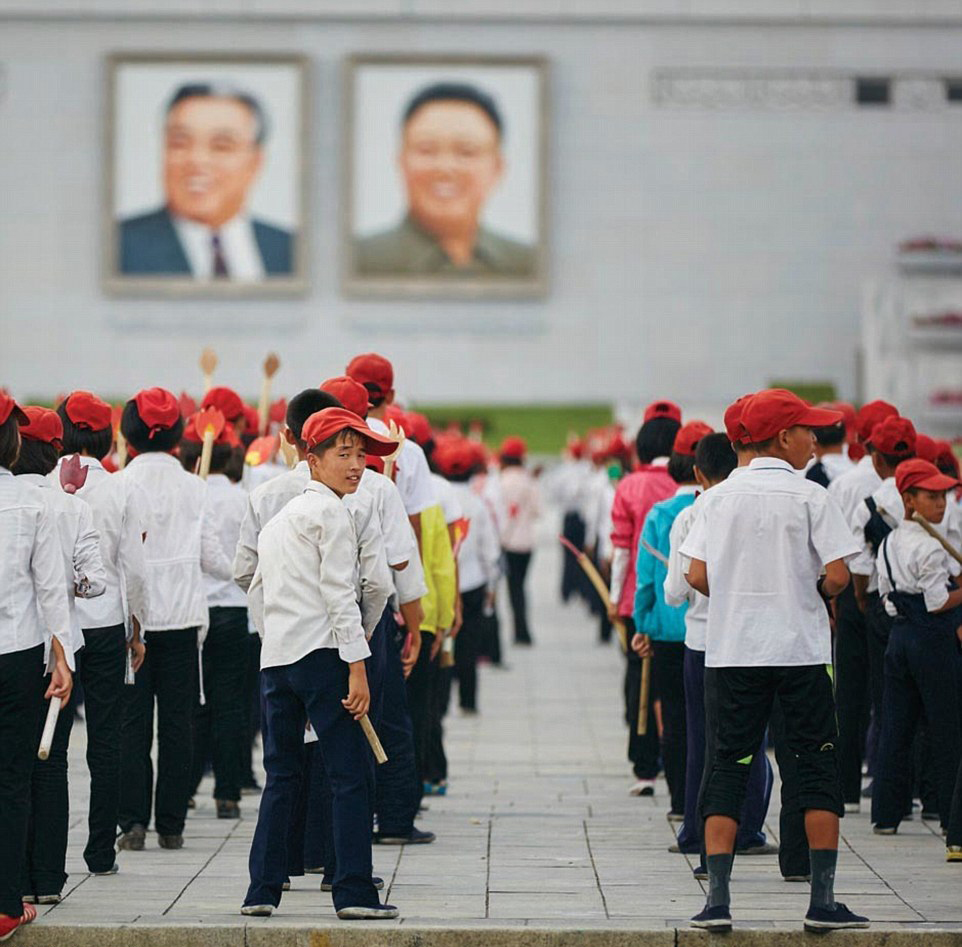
[38,697,62,761]
[194,408,226,481]
[258,353,281,436]
[359,714,388,764]
[559,536,629,653]
[637,647,651,736]
[200,348,218,393]
[912,512,962,568]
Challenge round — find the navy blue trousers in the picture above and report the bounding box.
[678,646,771,852]
[245,648,378,911]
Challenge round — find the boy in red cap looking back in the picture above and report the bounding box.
[241,408,399,920]
[872,459,962,849]
[681,390,867,932]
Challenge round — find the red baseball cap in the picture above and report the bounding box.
[934,440,961,478]
[723,395,753,444]
[302,407,398,456]
[673,421,714,457]
[740,389,843,444]
[182,413,241,447]
[0,392,29,427]
[895,458,959,494]
[404,412,433,447]
[914,433,939,464]
[856,400,898,444]
[20,406,64,450]
[868,416,916,457]
[832,401,857,433]
[500,436,527,460]
[241,403,260,433]
[346,353,394,399]
[134,387,181,438]
[201,386,245,423]
[321,376,370,418]
[643,400,682,424]
[64,391,112,431]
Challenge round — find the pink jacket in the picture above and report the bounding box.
[610,465,676,616]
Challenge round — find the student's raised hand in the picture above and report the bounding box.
[630,633,652,658]
[342,663,370,720]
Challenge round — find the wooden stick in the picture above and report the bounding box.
[637,649,652,736]
[559,536,628,653]
[200,348,218,393]
[912,512,962,568]
[382,421,405,481]
[194,408,226,481]
[38,697,62,761]
[115,429,128,470]
[258,352,280,436]
[198,429,216,480]
[359,714,388,764]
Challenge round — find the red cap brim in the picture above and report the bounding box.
[361,425,399,457]
[911,472,960,492]
[797,406,844,429]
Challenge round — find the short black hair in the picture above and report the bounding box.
[667,452,696,484]
[12,437,58,477]
[635,417,681,465]
[179,439,201,474]
[500,455,523,468]
[813,423,846,448]
[286,389,342,443]
[0,416,21,469]
[695,433,737,483]
[878,448,915,468]
[361,383,386,410]
[224,445,245,483]
[167,83,268,145]
[56,403,112,460]
[121,400,184,454]
[403,82,504,139]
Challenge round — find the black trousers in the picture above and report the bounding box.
[652,640,687,814]
[190,608,249,803]
[703,664,843,822]
[505,550,533,644]
[769,697,811,878]
[834,585,871,804]
[0,645,45,919]
[623,617,660,780]
[865,593,892,768]
[119,628,198,837]
[561,512,586,603]
[455,586,486,711]
[79,624,126,872]
[242,632,262,787]
[406,632,438,796]
[872,623,962,830]
[23,658,77,898]
[479,604,503,666]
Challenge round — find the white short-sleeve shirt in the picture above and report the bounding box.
[878,521,957,616]
[680,457,859,668]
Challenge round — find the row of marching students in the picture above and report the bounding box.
[0,349,532,935]
[557,390,961,932]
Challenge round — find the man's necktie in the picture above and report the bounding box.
[211,234,229,278]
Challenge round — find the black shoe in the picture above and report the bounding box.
[322,876,384,892]
[804,902,870,931]
[861,781,873,799]
[117,824,145,851]
[241,779,262,796]
[693,865,708,881]
[691,904,732,931]
[217,800,241,819]
[158,834,184,850]
[336,903,399,920]
[374,827,436,845]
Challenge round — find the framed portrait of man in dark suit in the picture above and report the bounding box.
[105,53,309,296]
[344,54,549,299]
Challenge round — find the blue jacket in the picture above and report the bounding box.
[633,488,698,642]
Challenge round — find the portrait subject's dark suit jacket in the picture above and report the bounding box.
[119,207,294,276]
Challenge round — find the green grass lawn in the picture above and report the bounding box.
[413,403,615,454]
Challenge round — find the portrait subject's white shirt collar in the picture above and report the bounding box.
[172,213,265,282]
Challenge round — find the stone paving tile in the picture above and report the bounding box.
[26,526,962,937]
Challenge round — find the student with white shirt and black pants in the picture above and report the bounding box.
[0,396,74,942]
[117,388,233,852]
[185,419,250,820]
[683,390,867,933]
[241,408,398,920]
[872,459,962,844]
[52,390,150,875]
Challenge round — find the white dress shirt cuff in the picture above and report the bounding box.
[338,638,372,664]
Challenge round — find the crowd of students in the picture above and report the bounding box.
[0,352,542,936]
[552,391,962,933]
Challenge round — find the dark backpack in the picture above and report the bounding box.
[863,496,893,555]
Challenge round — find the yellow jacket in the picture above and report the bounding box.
[418,503,457,633]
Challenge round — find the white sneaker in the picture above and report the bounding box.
[241,904,274,916]
[336,903,399,920]
[629,779,656,797]
[844,802,861,814]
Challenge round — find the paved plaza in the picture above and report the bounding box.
[18,525,962,945]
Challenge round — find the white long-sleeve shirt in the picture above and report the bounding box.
[19,473,106,654]
[204,474,249,608]
[120,452,231,634]
[450,481,501,593]
[0,468,74,670]
[49,455,149,632]
[499,466,541,553]
[828,454,881,526]
[664,501,708,651]
[249,481,372,667]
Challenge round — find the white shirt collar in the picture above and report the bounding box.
[18,473,49,487]
[303,479,340,502]
[674,484,699,497]
[748,456,797,473]
[127,451,181,469]
[0,467,12,478]
[171,213,265,282]
[651,456,670,467]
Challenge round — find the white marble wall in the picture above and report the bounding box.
[1,11,961,407]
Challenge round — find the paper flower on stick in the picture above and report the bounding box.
[246,435,279,467]
[59,454,89,495]
[194,407,226,442]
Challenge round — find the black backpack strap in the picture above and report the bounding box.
[880,533,897,590]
